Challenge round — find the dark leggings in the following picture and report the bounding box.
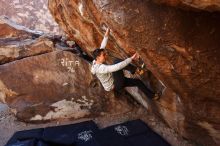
[112,59,155,99]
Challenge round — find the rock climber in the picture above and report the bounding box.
[91,28,159,100]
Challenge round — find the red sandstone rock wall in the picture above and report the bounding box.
[152,0,220,11]
[48,0,220,146]
[0,0,61,34]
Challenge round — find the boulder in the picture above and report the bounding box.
[0,50,133,122]
[0,17,57,64]
[0,16,43,39]
[48,0,220,145]
[0,17,133,123]
[0,0,61,34]
[0,37,55,64]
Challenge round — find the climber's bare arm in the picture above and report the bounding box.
[100,28,110,49]
[104,28,110,37]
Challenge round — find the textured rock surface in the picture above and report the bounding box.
[0,16,42,39]
[48,0,220,146]
[0,50,133,122]
[0,16,55,64]
[0,37,55,64]
[0,0,61,34]
[153,0,220,11]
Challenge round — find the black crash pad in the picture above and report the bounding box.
[6,128,43,145]
[6,139,36,146]
[95,119,171,146]
[5,119,171,146]
[127,130,171,146]
[42,120,99,145]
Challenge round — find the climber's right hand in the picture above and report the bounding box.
[131,52,139,60]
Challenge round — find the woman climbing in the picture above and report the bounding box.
[91,28,159,100]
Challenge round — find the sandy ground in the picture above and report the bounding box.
[0,103,194,146]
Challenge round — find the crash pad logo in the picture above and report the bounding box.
[114,125,129,136]
[78,130,93,142]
